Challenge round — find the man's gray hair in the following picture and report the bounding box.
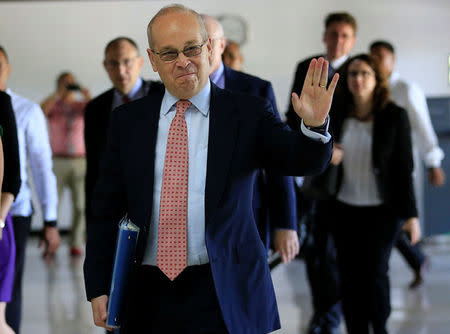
[200,14,225,39]
[147,4,208,49]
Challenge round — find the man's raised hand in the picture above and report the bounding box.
[291,57,339,127]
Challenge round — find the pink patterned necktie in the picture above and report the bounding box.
[157,100,190,280]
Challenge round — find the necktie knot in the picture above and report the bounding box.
[122,95,131,104]
[176,100,191,116]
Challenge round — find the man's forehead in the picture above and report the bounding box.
[152,12,203,46]
[326,22,354,34]
[105,43,138,59]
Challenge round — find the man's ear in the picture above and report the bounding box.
[147,48,158,72]
[219,37,227,56]
[206,38,213,65]
[137,56,144,71]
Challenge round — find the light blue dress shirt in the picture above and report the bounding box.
[6,89,58,221]
[142,79,330,267]
[143,80,211,266]
[210,61,225,89]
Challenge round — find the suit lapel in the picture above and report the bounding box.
[132,87,165,223]
[205,84,240,225]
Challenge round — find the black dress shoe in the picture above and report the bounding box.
[308,319,340,334]
[409,256,430,289]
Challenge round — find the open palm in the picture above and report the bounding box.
[291,57,339,127]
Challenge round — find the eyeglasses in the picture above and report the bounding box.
[151,41,207,63]
[104,57,138,70]
[348,70,374,78]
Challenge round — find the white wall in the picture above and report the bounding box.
[1,0,449,114]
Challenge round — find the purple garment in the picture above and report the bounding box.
[0,214,15,302]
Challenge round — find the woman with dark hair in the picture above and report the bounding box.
[328,54,420,334]
[0,91,21,334]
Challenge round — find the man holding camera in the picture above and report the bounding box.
[41,72,91,257]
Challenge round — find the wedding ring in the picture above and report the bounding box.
[319,83,326,88]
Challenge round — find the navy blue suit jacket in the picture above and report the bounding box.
[84,83,332,334]
[223,65,297,248]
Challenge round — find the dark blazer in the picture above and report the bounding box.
[84,79,162,224]
[84,83,332,334]
[223,65,297,248]
[331,101,417,219]
[0,91,21,197]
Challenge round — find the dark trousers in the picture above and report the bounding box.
[395,231,426,272]
[331,201,401,334]
[304,200,342,329]
[5,215,32,334]
[120,264,228,334]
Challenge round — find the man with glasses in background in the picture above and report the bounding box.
[84,37,162,233]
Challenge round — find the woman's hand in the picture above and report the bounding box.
[402,217,421,245]
[330,143,343,166]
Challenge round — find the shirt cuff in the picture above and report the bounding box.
[44,220,57,227]
[43,207,58,223]
[300,116,331,144]
[424,147,444,168]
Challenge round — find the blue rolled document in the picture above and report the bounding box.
[106,216,140,329]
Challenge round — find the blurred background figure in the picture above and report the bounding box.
[0,90,21,334]
[222,40,244,71]
[1,45,60,334]
[330,54,420,334]
[84,37,162,245]
[370,40,445,288]
[41,72,91,257]
[202,14,299,264]
[285,12,357,334]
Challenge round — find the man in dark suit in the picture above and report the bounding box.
[84,4,338,334]
[285,12,357,334]
[84,37,162,230]
[202,14,298,263]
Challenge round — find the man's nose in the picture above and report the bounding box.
[118,62,128,76]
[175,52,191,67]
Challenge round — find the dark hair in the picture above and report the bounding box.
[0,45,9,63]
[338,53,390,114]
[104,37,139,56]
[56,71,72,88]
[325,12,357,33]
[369,40,395,54]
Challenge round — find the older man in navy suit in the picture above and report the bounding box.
[202,14,298,263]
[84,4,338,334]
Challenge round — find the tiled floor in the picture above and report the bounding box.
[20,237,450,334]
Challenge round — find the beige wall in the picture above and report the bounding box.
[2,0,449,229]
[1,0,449,114]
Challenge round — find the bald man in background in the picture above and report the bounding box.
[202,14,299,264]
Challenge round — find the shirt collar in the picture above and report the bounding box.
[114,77,143,100]
[389,71,400,85]
[329,54,349,70]
[161,80,211,117]
[210,61,225,86]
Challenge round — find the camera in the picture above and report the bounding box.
[66,83,80,91]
